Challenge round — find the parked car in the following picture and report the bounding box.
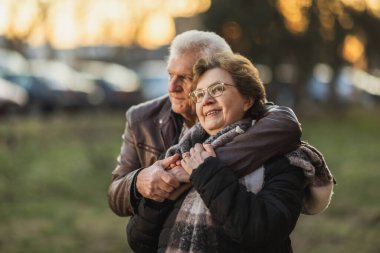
[29,59,98,109]
[137,60,168,100]
[90,78,143,108]
[2,73,89,112]
[2,73,57,112]
[0,48,29,75]
[0,78,28,114]
[70,60,144,108]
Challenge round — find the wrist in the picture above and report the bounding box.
[132,168,143,199]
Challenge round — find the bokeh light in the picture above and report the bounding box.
[0,0,211,49]
[276,0,380,39]
[276,0,312,34]
[136,10,176,49]
[342,34,365,64]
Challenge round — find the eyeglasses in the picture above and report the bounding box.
[188,82,235,103]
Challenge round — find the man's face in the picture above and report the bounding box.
[167,53,197,122]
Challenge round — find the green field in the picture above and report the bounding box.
[0,108,379,253]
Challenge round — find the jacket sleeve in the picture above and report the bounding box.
[108,109,142,217]
[190,156,305,252]
[216,104,302,177]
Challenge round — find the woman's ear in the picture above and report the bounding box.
[243,97,254,112]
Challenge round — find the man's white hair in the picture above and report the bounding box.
[168,30,232,62]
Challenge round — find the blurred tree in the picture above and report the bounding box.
[201,0,380,108]
[2,1,48,57]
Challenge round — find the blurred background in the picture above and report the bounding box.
[0,0,379,252]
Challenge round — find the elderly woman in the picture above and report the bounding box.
[127,52,334,253]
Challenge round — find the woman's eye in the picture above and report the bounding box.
[210,86,221,95]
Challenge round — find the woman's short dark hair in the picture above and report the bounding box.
[192,52,267,119]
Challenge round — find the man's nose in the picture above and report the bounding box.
[168,76,183,92]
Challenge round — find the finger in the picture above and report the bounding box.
[180,159,192,174]
[158,186,173,196]
[151,194,166,202]
[160,153,180,168]
[182,152,190,159]
[161,172,180,188]
[189,147,195,156]
[172,170,190,183]
[167,165,188,178]
[156,182,175,196]
[203,144,216,156]
[193,143,204,151]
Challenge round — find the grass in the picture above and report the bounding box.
[0,108,379,253]
[291,108,380,253]
[0,111,129,253]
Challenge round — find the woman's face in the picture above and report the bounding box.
[195,68,253,135]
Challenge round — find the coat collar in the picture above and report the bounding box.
[154,96,183,150]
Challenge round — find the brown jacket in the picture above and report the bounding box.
[108,96,302,216]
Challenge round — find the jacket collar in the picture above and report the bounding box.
[154,96,183,150]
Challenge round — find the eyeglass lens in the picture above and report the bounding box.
[192,82,225,103]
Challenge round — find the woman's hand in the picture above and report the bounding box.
[181,143,216,175]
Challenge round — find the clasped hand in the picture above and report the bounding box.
[136,144,215,202]
[178,143,216,175]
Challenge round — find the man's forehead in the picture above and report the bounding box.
[167,62,193,76]
[168,55,197,71]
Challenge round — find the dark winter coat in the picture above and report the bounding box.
[127,155,306,253]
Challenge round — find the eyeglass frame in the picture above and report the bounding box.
[188,81,236,103]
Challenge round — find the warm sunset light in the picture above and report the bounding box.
[0,3,10,34]
[276,0,312,34]
[136,11,176,49]
[366,0,380,18]
[342,34,365,64]
[11,0,40,38]
[46,1,81,49]
[276,0,380,39]
[341,0,367,12]
[0,0,211,49]
[164,0,211,17]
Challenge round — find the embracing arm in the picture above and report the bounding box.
[216,104,302,177]
[190,156,305,251]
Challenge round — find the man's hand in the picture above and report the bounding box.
[167,164,190,183]
[136,154,181,202]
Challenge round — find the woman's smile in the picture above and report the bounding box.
[204,108,221,117]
